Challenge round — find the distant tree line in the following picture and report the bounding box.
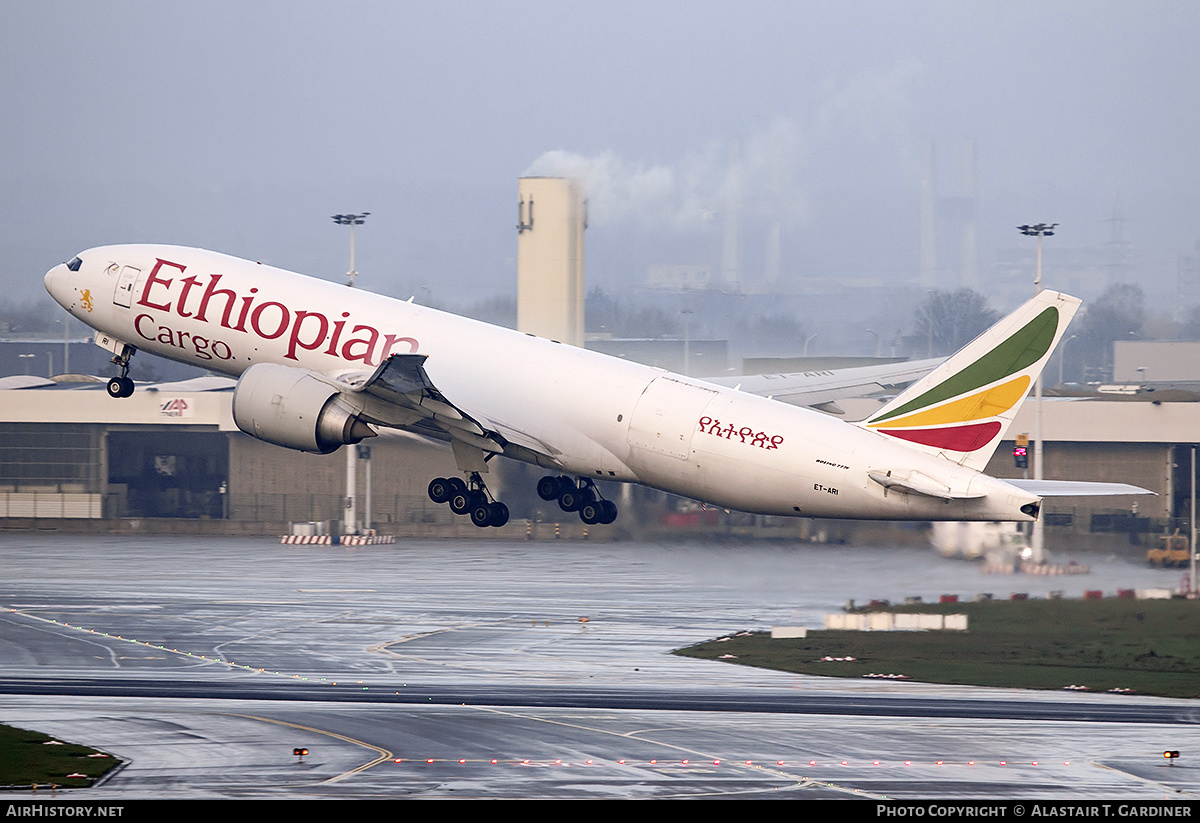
[1061,283,1144,383]
[911,289,1001,357]
[907,284,1162,384]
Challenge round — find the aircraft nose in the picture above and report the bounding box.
[44,263,68,303]
[44,257,79,308]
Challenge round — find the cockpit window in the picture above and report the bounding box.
[66,256,83,272]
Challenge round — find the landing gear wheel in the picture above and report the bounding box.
[470,502,493,527]
[450,489,484,516]
[106,376,134,398]
[537,475,565,501]
[599,500,618,524]
[558,488,582,512]
[488,501,509,528]
[580,498,617,525]
[428,477,452,504]
[580,500,603,525]
[471,500,509,528]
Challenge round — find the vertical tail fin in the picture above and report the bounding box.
[860,290,1081,471]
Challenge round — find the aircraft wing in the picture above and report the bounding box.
[706,358,943,413]
[1005,479,1155,497]
[344,353,562,470]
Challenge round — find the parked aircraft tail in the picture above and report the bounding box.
[860,290,1081,472]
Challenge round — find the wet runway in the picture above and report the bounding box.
[0,533,1197,799]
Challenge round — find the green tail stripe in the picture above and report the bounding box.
[870,306,1059,424]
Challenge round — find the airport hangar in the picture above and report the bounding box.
[0,369,1192,549]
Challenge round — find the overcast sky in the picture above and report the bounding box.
[3,1,1198,313]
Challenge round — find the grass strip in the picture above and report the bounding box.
[674,598,1200,698]
[0,723,120,789]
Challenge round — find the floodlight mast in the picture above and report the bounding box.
[1018,223,1057,563]
[331,212,370,288]
[331,212,370,535]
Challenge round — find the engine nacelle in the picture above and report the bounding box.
[232,363,375,454]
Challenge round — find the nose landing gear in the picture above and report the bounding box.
[428,473,509,528]
[105,345,137,399]
[537,475,618,525]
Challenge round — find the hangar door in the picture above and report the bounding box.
[107,430,229,518]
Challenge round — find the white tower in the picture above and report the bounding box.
[517,177,586,346]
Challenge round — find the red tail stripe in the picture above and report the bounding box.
[877,421,1002,453]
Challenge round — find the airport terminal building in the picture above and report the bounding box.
[0,376,464,530]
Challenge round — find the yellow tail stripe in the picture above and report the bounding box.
[867,375,1030,431]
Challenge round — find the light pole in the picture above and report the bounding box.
[62,317,71,374]
[332,212,369,535]
[1018,223,1057,563]
[332,212,370,288]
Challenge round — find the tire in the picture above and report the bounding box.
[107,377,133,399]
[450,490,475,515]
[428,478,451,504]
[599,500,618,524]
[488,501,509,528]
[558,488,582,512]
[536,475,563,501]
[470,503,493,527]
[446,479,471,511]
[580,501,602,525]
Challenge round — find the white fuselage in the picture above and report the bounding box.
[44,245,1039,522]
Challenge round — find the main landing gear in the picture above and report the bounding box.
[105,345,137,399]
[428,473,620,528]
[537,475,618,525]
[428,473,509,528]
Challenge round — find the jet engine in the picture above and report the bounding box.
[232,363,375,454]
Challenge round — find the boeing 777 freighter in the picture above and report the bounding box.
[44,245,1147,528]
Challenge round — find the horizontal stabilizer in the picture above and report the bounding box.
[1006,479,1155,497]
